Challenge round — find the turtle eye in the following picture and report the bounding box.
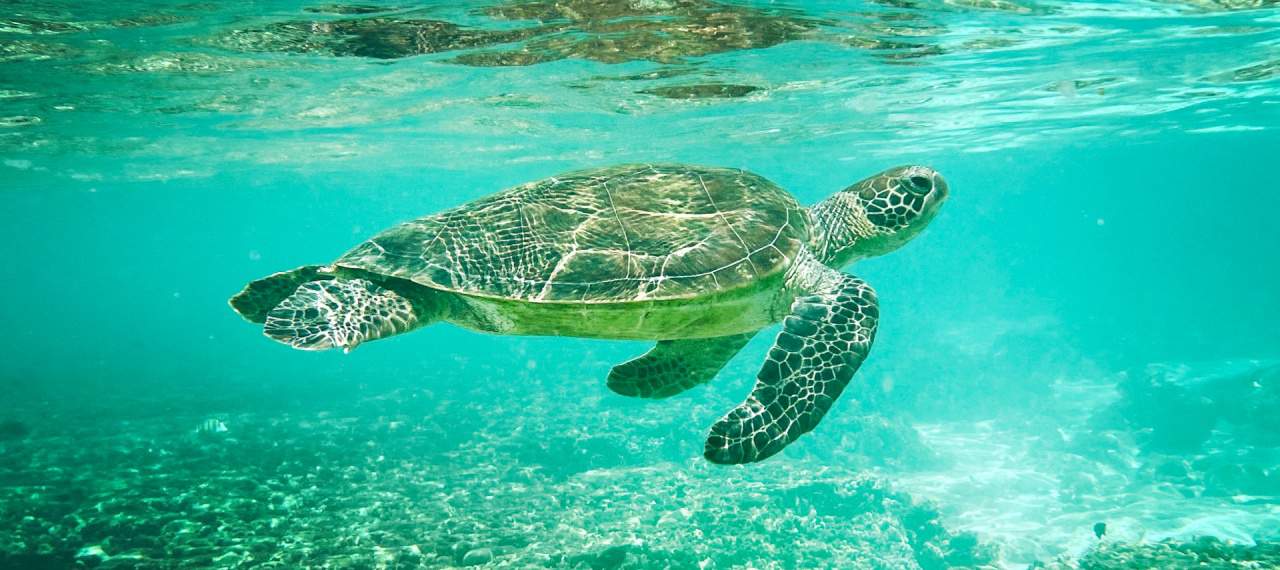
[903,175,932,195]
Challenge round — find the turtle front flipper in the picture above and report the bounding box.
[263,279,425,352]
[608,333,757,399]
[704,269,878,464]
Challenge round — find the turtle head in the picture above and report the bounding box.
[811,165,948,266]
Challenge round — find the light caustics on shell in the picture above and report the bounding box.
[337,164,808,303]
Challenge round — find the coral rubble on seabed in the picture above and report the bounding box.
[3,358,1279,568]
[0,394,991,569]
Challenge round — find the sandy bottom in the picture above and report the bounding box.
[1,365,1276,569]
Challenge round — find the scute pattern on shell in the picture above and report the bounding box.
[337,164,809,303]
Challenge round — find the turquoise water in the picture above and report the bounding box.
[3,0,1280,568]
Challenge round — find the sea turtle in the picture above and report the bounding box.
[230,164,948,463]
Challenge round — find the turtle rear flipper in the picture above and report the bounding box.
[229,265,327,323]
[704,267,878,464]
[263,279,423,352]
[608,333,756,398]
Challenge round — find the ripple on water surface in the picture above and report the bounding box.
[0,0,1276,179]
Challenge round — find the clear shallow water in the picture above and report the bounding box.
[2,0,1280,568]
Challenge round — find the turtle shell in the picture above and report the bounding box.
[337,164,810,303]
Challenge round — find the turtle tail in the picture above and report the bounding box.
[229,265,327,324]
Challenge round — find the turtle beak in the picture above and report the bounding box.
[929,170,949,204]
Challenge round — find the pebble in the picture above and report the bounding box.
[461,547,493,566]
[76,544,109,565]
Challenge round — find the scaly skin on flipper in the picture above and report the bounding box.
[704,254,878,464]
[263,279,422,352]
[608,332,757,398]
[229,265,326,323]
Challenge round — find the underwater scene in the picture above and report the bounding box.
[3,0,1280,568]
